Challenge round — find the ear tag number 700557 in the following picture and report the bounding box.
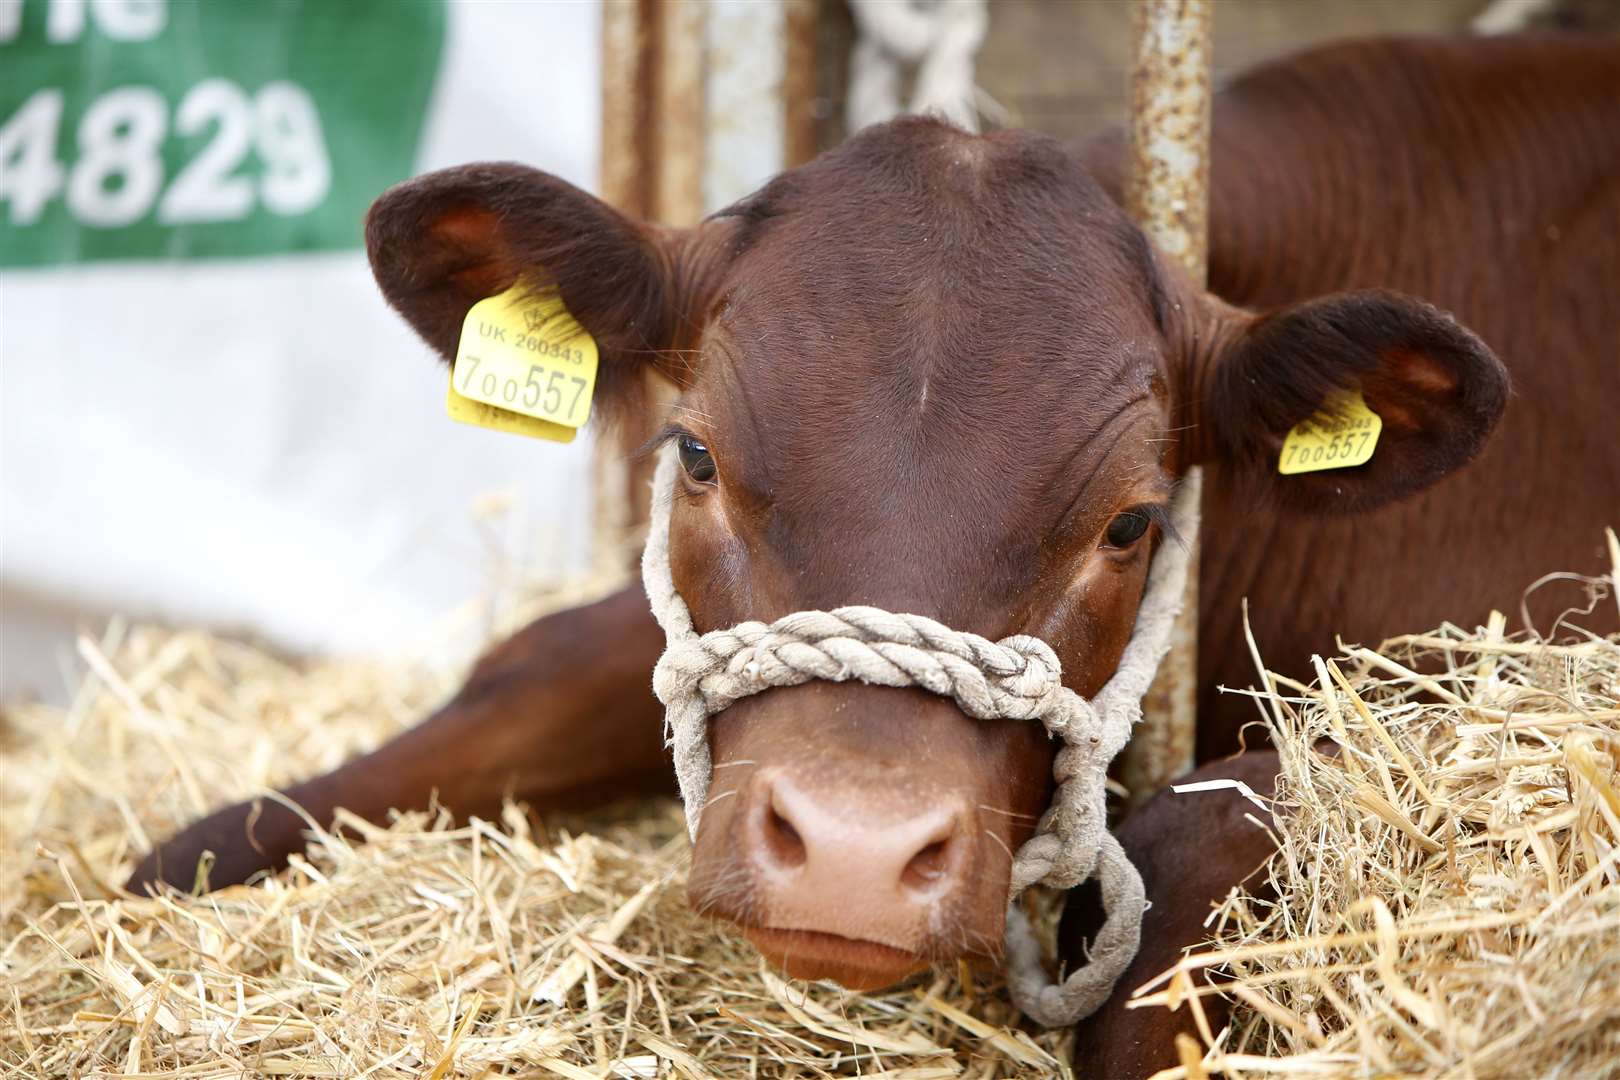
[445,283,599,444]
[1278,388,1383,475]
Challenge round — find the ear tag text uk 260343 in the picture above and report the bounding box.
[1278,388,1382,475]
[446,283,598,443]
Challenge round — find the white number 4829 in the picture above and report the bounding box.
[0,79,331,228]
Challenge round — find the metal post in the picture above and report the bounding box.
[1120,0,1211,805]
[592,1,819,571]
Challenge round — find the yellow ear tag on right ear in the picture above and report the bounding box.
[446,283,599,443]
[1278,389,1382,474]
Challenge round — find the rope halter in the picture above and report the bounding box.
[640,444,1201,1027]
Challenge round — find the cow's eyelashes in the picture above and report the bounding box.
[677,434,718,485]
[1103,508,1153,549]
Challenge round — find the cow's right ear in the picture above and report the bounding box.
[365,163,700,420]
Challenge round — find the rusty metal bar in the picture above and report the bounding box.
[593,0,655,575]
[592,0,816,568]
[599,0,653,218]
[652,0,708,227]
[781,0,820,169]
[1120,0,1212,805]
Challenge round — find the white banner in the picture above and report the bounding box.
[1,0,603,697]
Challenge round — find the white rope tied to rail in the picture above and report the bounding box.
[847,0,988,133]
[641,445,1203,1026]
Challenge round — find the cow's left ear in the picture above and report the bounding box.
[365,162,727,427]
[1190,289,1509,514]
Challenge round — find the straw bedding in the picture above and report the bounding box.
[0,588,1072,1078]
[4,538,1617,1078]
[1133,532,1620,1079]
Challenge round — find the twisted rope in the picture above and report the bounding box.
[847,0,988,133]
[640,445,1201,1026]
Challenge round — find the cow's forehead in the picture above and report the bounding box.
[702,118,1164,390]
[727,116,1119,217]
[715,118,1148,289]
[689,119,1169,499]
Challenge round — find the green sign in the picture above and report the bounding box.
[0,0,445,267]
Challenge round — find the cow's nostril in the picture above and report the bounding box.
[901,833,958,894]
[762,797,807,870]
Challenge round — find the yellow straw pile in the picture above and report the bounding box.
[1,616,1070,1077]
[1132,533,1620,1079]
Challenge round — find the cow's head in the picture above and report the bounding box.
[367,118,1506,989]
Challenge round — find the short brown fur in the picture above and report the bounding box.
[135,34,1618,1076]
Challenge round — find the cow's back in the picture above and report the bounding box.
[1089,35,1620,757]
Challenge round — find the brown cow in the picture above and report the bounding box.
[131,34,1618,1075]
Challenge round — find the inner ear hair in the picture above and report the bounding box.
[427,205,523,300]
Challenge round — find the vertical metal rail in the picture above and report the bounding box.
[1120,0,1211,805]
[592,0,818,570]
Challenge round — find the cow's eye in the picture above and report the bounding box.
[1104,509,1152,548]
[676,434,717,484]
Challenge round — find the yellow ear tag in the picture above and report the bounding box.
[445,283,598,443]
[1278,388,1382,475]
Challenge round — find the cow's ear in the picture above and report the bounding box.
[1190,289,1509,513]
[366,163,705,420]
